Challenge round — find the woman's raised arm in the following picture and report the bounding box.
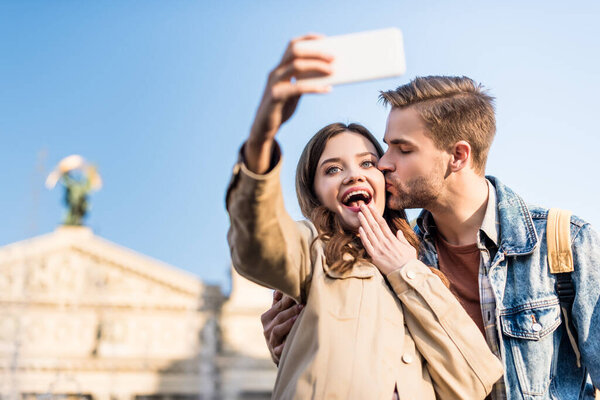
[245,34,333,174]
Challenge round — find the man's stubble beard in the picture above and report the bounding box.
[386,174,443,211]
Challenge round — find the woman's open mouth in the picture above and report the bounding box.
[341,188,373,212]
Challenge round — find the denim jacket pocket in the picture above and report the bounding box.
[499,299,562,397]
[500,299,562,340]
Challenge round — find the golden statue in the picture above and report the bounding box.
[46,155,102,226]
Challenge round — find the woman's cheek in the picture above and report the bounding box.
[377,197,386,215]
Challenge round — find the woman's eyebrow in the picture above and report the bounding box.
[356,151,378,158]
[320,152,377,168]
[319,157,341,168]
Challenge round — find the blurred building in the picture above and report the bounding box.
[0,226,276,400]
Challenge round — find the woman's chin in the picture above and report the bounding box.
[339,213,361,232]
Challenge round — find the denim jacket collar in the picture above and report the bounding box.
[416,210,436,241]
[480,180,499,247]
[416,176,538,257]
[486,176,539,256]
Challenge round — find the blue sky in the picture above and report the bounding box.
[2,1,599,289]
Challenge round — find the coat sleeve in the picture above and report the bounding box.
[570,221,600,388]
[225,144,314,304]
[386,260,504,399]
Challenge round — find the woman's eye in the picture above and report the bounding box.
[325,166,341,175]
[361,160,375,168]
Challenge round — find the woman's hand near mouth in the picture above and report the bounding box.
[357,202,417,275]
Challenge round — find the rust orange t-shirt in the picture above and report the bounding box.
[435,234,485,336]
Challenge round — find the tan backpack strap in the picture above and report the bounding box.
[547,208,574,273]
[547,208,581,367]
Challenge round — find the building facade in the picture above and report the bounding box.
[0,226,276,400]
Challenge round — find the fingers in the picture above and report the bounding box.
[278,295,297,312]
[261,295,299,334]
[260,301,280,328]
[359,203,387,244]
[270,82,331,102]
[268,58,333,100]
[368,202,397,241]
[280,45,333,66]
[395,228,417,260]
[290,33,325,43]
[396,229,409,245]
[261,294,295,333]
[369,202,393,233]
[358,226,375,256]
[358,211,377,248]
[272,290,283,306]
[267,302,303,364]
[272,342,285,364]
[270,309,299,345]
[268,34,333,98]
[273,302,303,327]
[280,33,333,66]
[275,58,333,81]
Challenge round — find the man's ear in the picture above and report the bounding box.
[449,141,471,172]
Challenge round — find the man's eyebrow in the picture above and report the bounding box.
[387,138,414,146]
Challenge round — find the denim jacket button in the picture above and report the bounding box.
[532,323,542,332]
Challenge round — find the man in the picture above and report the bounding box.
[261,76,600,399]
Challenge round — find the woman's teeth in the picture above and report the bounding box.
[342,189,371,207]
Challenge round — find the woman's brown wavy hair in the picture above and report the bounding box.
[295,122,420,274]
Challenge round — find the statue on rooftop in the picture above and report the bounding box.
[46,155,102,226]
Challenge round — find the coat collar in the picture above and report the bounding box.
[321,254,376,279]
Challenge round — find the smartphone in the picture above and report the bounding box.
[295,28,406,86]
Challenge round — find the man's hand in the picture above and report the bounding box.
[261,290,303,365]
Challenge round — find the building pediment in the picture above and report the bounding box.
[0,226,275,399]
[0,226,204,310]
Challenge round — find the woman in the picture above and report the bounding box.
[226,34,502,399]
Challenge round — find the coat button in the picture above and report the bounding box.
[402,353,413,364]
[532,323,542,332]
[406,270,416,280]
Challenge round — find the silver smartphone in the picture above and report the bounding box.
[295,28,406,86]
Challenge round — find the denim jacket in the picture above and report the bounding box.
[415,176,600,399]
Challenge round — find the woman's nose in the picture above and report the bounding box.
[342,171,366,185]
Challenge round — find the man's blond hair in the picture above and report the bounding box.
[380,76,495,175]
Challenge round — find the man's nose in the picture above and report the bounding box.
[378,152,394,173]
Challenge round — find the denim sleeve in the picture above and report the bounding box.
[571,222,600,387]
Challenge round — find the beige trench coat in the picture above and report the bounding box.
[226,152,503,400]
